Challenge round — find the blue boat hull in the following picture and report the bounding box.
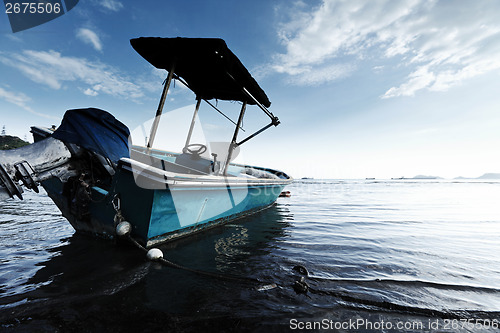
[147,184,286,246]
[40,157,291,247]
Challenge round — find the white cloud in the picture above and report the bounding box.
[0,86,31,110]
[0,50,144,100]
[281,63,355,86]
[100,0,123,12]
[83,88,99,96]
[273,0,500,96]
[76,28,103,52]
[383,65,435,98]
[0,86,57,119]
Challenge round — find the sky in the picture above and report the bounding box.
[1,0,500,179]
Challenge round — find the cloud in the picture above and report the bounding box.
[76,28,103,51]
[0,86,57,119]
[277,63,355,86]
[0,86,31,110]
[0,50,144,100]
[100,0,123,12]
[383,66,435,98]
[273,0,500,96]
[83,88,99,96]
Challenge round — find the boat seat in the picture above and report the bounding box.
[174,153,214,175]
[130,149,207,175]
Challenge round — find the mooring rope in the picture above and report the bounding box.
[120,226,499,319]
[122,231,269,287]
[114,219,500,320]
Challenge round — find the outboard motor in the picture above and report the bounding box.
[0,108,130,201]
[0,137,75,200]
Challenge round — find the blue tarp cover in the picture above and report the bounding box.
[52,108,130,163]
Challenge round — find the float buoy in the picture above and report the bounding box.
[147,248,164,261]
[115,221,132,237]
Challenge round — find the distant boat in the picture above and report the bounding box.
[301,177,313,180]
[0,37,293,247]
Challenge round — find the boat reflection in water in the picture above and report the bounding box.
[144,202,293,315]
[0,199,293,326]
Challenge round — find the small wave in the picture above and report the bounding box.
[308,276,500,294]
[309,286,500,319]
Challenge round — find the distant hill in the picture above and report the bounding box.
[0,135,29,150]
[454,173,500,180]
[476,173,500,179]
[412,175,443,179]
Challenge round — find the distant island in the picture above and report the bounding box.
[453,173,500,180]
[389,175,442,180]
[412,175,443,179]
[385,173,500,180]
[0,135,29,150]
[472,173,500,180]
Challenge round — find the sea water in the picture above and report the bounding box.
[1,179,500,332]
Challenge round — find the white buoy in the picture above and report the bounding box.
[115,221,132,237]
[147,248,163,261]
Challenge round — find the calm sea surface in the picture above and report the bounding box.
[1,179,500,332]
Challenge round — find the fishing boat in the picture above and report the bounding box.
[0,37,293,247]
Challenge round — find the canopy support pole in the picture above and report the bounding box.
[221,73,280,149]
[224,101,247,176]
[171,74,245,132]
[183,97,202,151]
[230,86,281,147]
[225,71,280,126]
[237,122,275,146]
[147,65,175,152]
[241,87,278,124]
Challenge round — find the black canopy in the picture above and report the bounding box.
[130,37,271,108]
